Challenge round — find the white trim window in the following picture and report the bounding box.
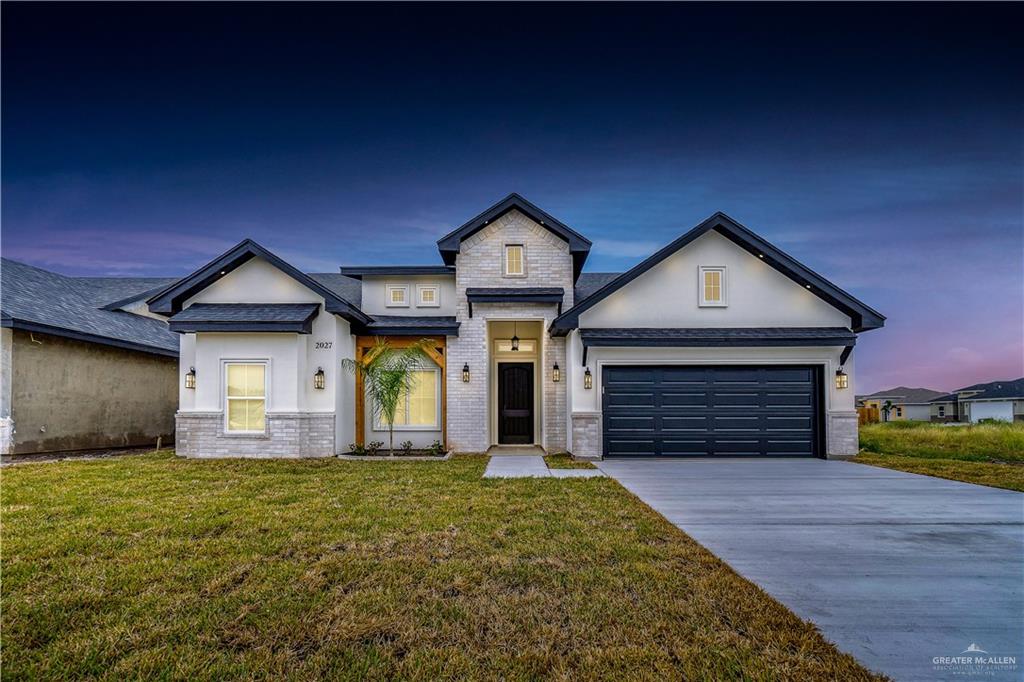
[938,405,946,417]
[225,362,267,433]
[386,284,409,307]
[375,367,440,430]
[504,244,525,277]
[417,285,440,308]
[698,266,727,307]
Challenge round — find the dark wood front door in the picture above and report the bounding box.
[498,362,534,444]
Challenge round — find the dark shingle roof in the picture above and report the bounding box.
[306,273,363,307]
[860,386,947,404]
[575,272,621,302]
[1,259,179,355]
[167,303,320,333]
[73,276,179,307]
[579,327,856,344]
[363,315,460,336]
[958,378,1024,401]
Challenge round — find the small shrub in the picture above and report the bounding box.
[428,440,445,456]
[367,441,384,456]
[349,442,367,456]
[400,440,414,455]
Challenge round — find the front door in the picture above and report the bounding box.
[498,362,534,444]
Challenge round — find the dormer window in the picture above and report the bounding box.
[386,284,409,307]
[504,244,525,277]
[699,266,727,307]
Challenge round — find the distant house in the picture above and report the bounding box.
[1,259,180,455]
[857,387,946,422]
[929,379,1024,423]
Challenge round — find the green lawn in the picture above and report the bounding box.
[1,451,879,680]
[855,421,1024,492]
[543,453,596,469]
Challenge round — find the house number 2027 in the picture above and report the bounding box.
[314,341,332,349]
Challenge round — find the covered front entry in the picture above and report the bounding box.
[498,362,534,444]
[602,365,822,457]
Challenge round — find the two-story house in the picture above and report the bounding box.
[151,193,884,460]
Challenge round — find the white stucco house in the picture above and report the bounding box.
[929,379,1024,423]
[149,194,885,459]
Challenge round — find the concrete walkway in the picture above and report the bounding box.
[482,455,604,478]
[597,458,1024,682]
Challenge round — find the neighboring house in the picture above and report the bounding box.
[153,193,884,460]
[929,379,1024,423]
[0,259,180,454]
[857,387,946,422]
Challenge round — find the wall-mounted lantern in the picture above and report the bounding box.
[584,367,593,390]
[552,363,561,382]
[835,367,849,390]
[510,321,520,352]
[462,363,471,383]
[185,367,196,389]
[313,367,326,390]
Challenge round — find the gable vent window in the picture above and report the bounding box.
[504,244,525,277]
[417,285,440,308]
[699,266,727,307]
[386,284,409,307]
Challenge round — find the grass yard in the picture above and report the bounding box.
[1,451,879,680]
[543,453,596,469]
[855,421,1024,492]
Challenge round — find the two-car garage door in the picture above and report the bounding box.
[602,365,822,458]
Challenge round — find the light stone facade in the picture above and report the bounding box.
[445,209,574,453]
[826,411,859,459]
[570,412,601,460]
[176,412,334,458]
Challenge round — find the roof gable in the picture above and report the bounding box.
[147,239,369,325]
[436,193,592,280]
[551,212,885,334]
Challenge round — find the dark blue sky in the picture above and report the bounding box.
[3,3,1022,392]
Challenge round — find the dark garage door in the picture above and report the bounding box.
[602,365,822,457]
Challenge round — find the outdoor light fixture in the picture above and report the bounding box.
[462,363,471,382]
[185,367,196,389]
[835,368,849,390]
[552,363,561,382]
[584,367,593,390]
[313,367,325,390]
[511,321,519,352]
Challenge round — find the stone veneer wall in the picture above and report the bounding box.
[176,412,334,458]
[446,209,574,453]
[826,411,858,458]
[570,412,601,460]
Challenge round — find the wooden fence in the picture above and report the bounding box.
[858,406,880,425]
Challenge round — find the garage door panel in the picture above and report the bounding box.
[603,365,821,458]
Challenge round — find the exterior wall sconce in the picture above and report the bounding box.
[584,367,593,390]
[552,363,561,382]
[510,321,519,351]
[185,367,196,389]
[462,363,471,382]
[313,367,326,390]
[835,368,849,390]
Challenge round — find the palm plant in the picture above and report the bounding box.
[882,399,893,422]
[342,338,429,455]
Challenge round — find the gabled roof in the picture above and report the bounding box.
[436,193,592,280]
[147,239,370,325]
[551,212,885,335]
[0,258,178,356]
[859,386,947,404]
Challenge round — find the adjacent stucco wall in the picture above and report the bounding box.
[1,328,14,454]
[7,330,177,454]
[176,256,351,456]
[578,230,851,329]
[358,275,457,316]
[446,209,573,452]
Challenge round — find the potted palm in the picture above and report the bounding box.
[342,338,429,456]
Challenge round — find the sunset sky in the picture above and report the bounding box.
[2,3,1021,393]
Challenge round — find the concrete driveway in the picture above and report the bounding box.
[598,458,1023,682]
